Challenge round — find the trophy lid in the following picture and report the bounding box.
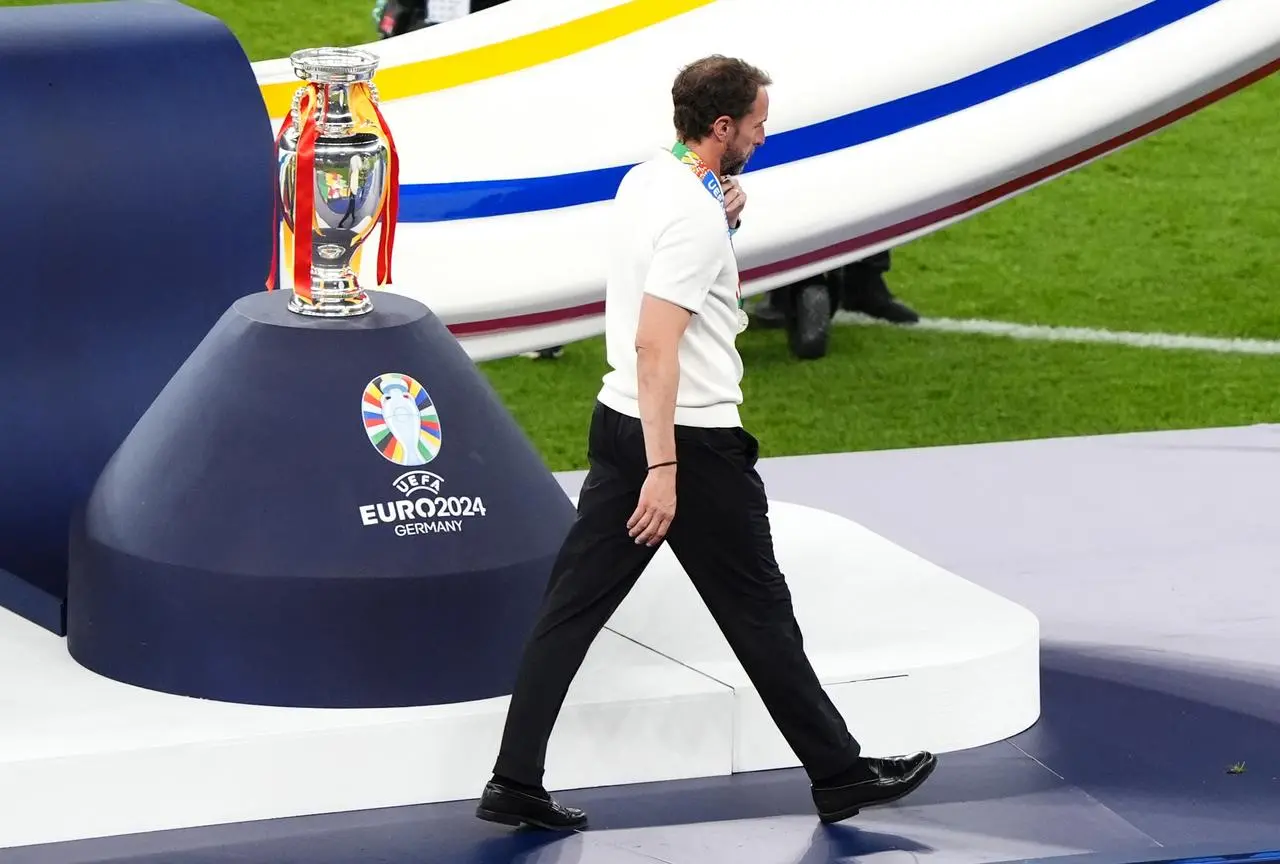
[290,47,380,85]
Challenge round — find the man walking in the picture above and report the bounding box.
[476,55,937,831]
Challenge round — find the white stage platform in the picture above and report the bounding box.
[0,500,1039,849]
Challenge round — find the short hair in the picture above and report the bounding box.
[671,55,772,141]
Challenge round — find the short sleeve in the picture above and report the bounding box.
[642,211,724,313]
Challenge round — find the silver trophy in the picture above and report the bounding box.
[276,47,395,317]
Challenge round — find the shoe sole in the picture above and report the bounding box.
[475,807,588,832]
[817,754,939,825]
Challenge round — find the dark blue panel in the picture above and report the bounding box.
[1016,846,1280,864]
[0,566,63,633]
[396,0,1225,222]
[65,291,576,707]
[0,0,275,630]
[1013,646,1280,849]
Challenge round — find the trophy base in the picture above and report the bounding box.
[287,268,375,317]
[65,290,578,708]
[288,290,374,318]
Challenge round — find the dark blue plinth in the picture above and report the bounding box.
[0,0,275,632]
[65,291,576,708]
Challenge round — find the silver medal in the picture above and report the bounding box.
[736,306,750,334]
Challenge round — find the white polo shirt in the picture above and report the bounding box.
[596,147,745,428]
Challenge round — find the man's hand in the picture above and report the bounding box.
[722,177,746,228]
[627,464,677,546]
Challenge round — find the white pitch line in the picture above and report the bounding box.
[833,311,1280,356]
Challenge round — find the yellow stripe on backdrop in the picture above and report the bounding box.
[259,0,716,118]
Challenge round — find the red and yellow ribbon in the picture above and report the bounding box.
[348,84,400,288]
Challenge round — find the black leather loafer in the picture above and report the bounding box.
[812,751,938,824]
[475,780,588,831]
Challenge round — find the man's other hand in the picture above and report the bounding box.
[723,177,746,228]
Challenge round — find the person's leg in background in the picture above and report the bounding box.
[373,0,428,37]
[840,249,919,324]
[521,345,565,360]
[749,248,919,331]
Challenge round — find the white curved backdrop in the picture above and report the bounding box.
[252,0,1280,360]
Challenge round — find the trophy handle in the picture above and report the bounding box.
[288,86,306,133]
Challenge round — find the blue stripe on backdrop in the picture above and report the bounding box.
[397,0,1220,223]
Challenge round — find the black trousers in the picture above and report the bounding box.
[493,402,861,786]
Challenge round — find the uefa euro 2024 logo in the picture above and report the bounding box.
[359,372,487,536]
[362,372,442,466]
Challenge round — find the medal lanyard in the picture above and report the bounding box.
[671,142,742,314]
